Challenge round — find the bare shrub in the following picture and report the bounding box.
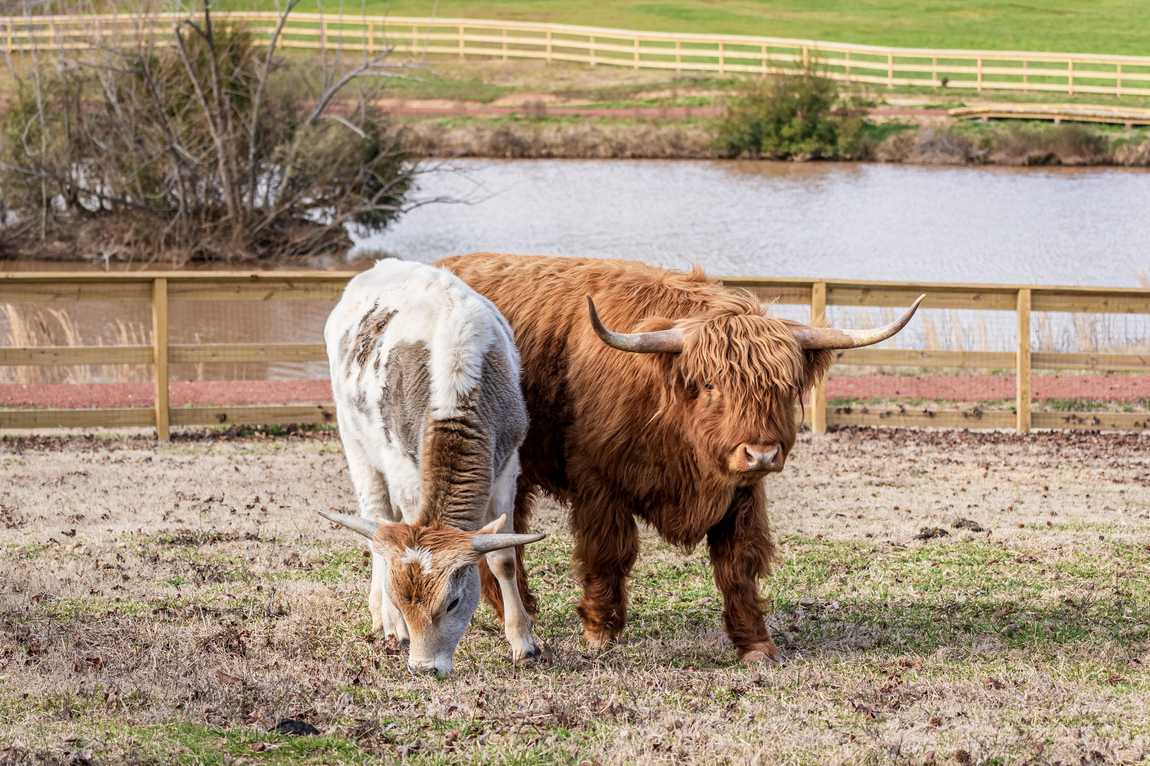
[876,126,980,165]
[988,123,1109,166]
[0,3,420,264]
[402,120,715,159]
[1113,137,1150,167]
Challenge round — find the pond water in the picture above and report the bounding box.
[360,159,1150,288]
[4,159,1148,386]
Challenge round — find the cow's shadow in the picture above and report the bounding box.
[602,593,1140,669]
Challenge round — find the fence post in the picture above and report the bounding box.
[810,282,829,434]
[1016,288,1031,434]
[1116,63,1123,97]
[152,278,171,442]
[546,29,552,63]
[458,24,464,59]
[676,39,682,73]
[976,56,983,92]
[718,41,725,74]
[590,35,596,66]
[887,53,894,87]
[502,28,507,61]
[633,36,639,69]
[1067,60,1074,95]
[760,44,766,75]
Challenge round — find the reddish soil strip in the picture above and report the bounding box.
[379,100,948,122]
[0,380,332,409]
[829,374,1150,403]
[1,374,1148,409]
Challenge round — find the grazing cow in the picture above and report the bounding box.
[322,259,545,676]
[439,254,923,664]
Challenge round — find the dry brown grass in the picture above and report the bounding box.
[1,428,1149,764]
[0,303,150,385]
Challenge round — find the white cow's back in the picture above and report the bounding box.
[324,258,523,524]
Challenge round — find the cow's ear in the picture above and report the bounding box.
[802,349,835,392]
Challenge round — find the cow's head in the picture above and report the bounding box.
[318,511,544,676]
[587,295,924,484]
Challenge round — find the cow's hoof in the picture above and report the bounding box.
[583,628,616,651]
[513,640,545,665]
[739,642,781,666]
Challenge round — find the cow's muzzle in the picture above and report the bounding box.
[729,443,784,476]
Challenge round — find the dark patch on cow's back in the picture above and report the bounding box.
[383,340,432,459]
[351,304,397,375]
[473,344,529,474]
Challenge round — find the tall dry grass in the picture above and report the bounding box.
[0,304,150,385]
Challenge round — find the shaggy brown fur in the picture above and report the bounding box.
[439,254,833,659]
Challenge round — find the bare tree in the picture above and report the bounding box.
[0,1,421,264]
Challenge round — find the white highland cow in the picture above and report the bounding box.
[322,259,544,676]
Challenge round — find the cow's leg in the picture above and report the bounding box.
[482,459,541,663]
[480,476,539,619]
[706,484,778,663]
[340,431,406,642]
[572,496,639,648]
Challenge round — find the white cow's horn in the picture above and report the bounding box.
[319,509,380,539]
[471,532,547,554]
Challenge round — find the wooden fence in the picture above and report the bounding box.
[3,12,1150,99]
[2,271,1148,438]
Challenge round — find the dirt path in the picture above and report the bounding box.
[1,429,1149,763]
[2,374,1148,409]
[378,97,950,123]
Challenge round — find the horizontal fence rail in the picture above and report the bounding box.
[3,12,1150,98]
[1,271,1148,438]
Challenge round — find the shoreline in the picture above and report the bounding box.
[403,118,1150,166]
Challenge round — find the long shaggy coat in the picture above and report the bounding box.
[439,253,832,660]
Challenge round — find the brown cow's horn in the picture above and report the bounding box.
[587,297,685,354]
[791,294,927,350]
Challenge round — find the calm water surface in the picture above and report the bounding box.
[5,160,1148,380]
[360,160,1150,288]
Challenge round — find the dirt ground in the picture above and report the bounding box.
[2,428,1149,764]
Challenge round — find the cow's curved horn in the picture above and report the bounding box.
[471,532,547,554]
[587,297,685,354]
[791,294,926,350]
[319,509,380,539]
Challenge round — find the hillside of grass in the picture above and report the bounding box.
[227,0,1150,55]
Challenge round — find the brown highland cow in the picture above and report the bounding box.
[439,254,922,663]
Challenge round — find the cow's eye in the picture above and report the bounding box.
[703,382,715,392]
[445,597,460,614]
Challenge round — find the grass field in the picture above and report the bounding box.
[2,428,1150,763]
[228,0,1150,55]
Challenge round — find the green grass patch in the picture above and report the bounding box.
[222,1,1150,56]
[272,545,370,584]
[98,721,374,766]
[374,71,510,103]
